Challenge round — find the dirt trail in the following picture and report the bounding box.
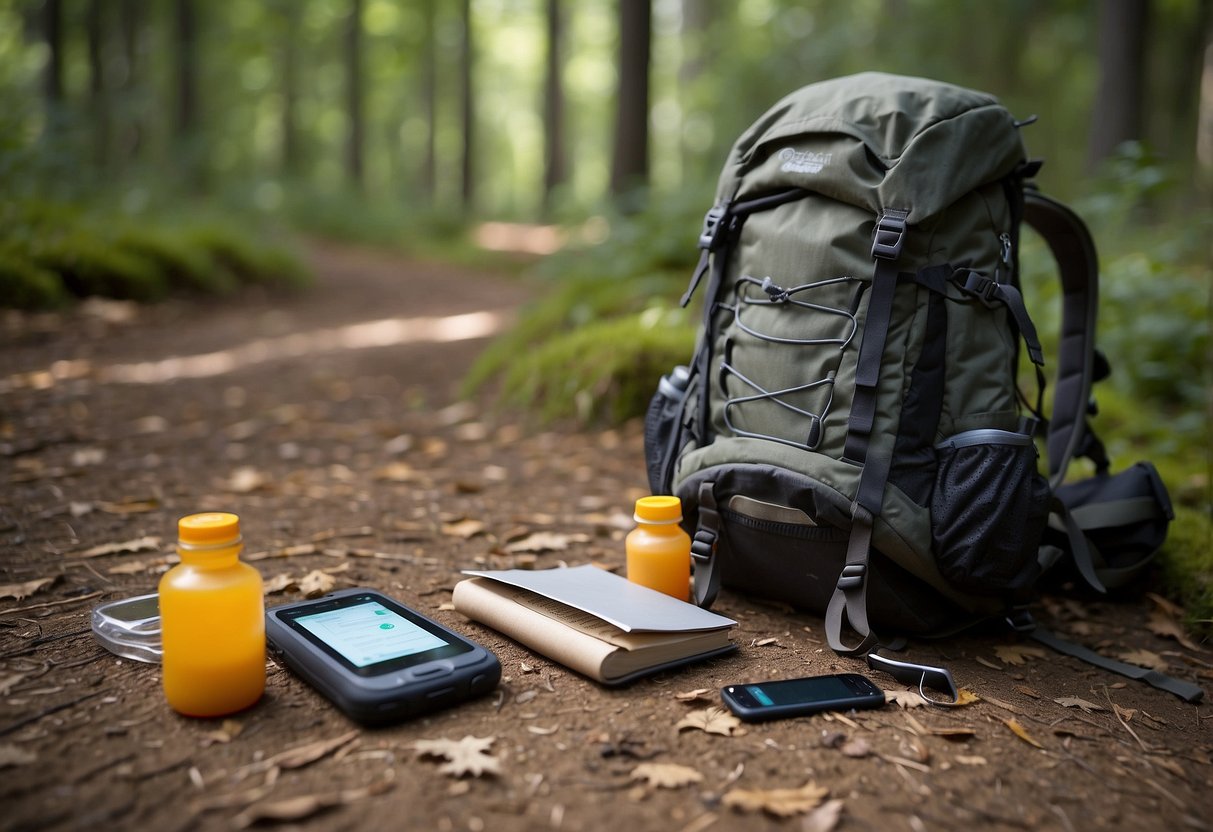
[1,242,1209,832]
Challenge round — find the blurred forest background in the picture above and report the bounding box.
[1,1,1210,604]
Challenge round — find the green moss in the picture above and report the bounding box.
[490,311,696,425]
[0,248,68,309]
[1156,506,1213,631]
[182,224,310,288]
[31,231,167,301]
[115,227,237,295]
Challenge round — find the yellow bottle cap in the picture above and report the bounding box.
[178,512,242,548]
[634,495,682,524]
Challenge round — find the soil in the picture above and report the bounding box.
[1,241,1209,832]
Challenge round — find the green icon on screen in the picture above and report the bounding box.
[379,623,394,630]
[374,609,388,615]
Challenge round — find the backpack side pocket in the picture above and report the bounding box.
[931,429,1049,595]
[643,365,692,494]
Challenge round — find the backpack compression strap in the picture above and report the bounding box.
[1022,191,1109,487]
[826,209,909,656]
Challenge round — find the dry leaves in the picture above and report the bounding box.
[673,688,713,703]
[883,689,926,709]
[298,570,337,598]
[442,519,486,539]
[1117,648,1169,672]
[269,730,360,770]
[413,736,500,778]
[630,762,704,789]
[675,706,744,737]
[1144,596,1201,652]
[502,531,589,554]
[0,577,55,601]
[802,798,845,832]
[232,773,394,829]
[994,645,1048,666]
[76,536,161,558]
[722,781,829,817]
[1003,718,1044,749]
[1055,696,1105,714]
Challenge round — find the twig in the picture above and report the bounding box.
[1102,688,1151,753]
[0,591,103,618]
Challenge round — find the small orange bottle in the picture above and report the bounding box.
[626,496,692,602]
[159,513,264,717]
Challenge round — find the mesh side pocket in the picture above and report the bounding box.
[643,366,692,494]
[931,429,1049,595]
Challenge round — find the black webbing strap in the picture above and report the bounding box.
[1022,191,1102,487]
[1026,623,1205,703]
[827,209,909,655]
[1050,496,1106,593]
[690,481,722,608]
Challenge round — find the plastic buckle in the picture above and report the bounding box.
[871,213,907,259]
[836,563,866,590]
[1005,607,1036,634]
[699,206,728,251]
[962,272,1000,304]
[690,530,716,563]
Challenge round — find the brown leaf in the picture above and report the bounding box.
[1116,649,1169,672]
[0,577,55,601]
[263,573,297,595]
[76,536,161,558]
[0,743,37,768]
[1054,696,1106,714]
[953,689,981,706]
[502,531,589,554]
[298,570,337,598]
[441,518,487,539]
[883,689,926,709]
[200,719,245,747]
[268,730,360,770]
[232,775,393,829]
[802,798,845,832]
[673,688,712,703]
[1014,685,1041,699]
[676,706,744,737]
[630,762,704,789]
[413,735,500,777]
[1004,718,1044,749]
[722,781,829,817]
[752,637,779,647]
[994,645,1048,666]
[1145,609,1201,652]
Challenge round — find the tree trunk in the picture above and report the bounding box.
[1088,0,1149,168]
[542,0,567,217]
[345,0,365,189]
[460,0,475,213]
[174,0,197,140]
[87,0,109,168]
[610,0,651,202]
[421,0,437,201]
[42,0,63,130]
[281,6,300,178]
[118,0,144,161]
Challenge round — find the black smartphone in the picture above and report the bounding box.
[721,673,885,722]
[266,588,500,725]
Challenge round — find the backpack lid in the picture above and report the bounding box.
[720,72,1027,222]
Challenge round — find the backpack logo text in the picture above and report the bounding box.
[779,148,831,174]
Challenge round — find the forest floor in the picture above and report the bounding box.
[1,241,1210,832]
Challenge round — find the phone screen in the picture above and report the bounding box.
[278,593,472,675]
[295,600,448,668]
[744,675,855,706]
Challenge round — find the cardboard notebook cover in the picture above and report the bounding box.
[452,565,737,685]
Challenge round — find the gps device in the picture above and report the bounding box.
[721,673,885,722]
[266,588,500,724]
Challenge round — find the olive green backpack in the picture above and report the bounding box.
[645,73,1195,701]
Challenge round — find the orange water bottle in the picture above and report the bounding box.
[626,496,692,602]
[159,512,265,717]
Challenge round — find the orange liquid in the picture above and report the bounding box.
[626,523,691,602]
[159,544,264,717]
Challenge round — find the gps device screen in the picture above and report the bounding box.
[277,593,473,676]
[745,675,853,706]
[295,601,447,668]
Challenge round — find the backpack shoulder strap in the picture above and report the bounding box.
[1021,190,1107,487]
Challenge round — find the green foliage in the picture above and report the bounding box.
[1156,507,1213,632]
[490,310,696,425]
[0,198,311,310]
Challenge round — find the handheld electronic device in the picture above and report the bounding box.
[266,588,500,725]
[721,673,885,722]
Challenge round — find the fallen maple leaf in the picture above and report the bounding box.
[722,781,829,817]
[413,735,500,777]
[0,577,55,601]
[676,706,743,736]
[630,762,704,789]
[1003,718,1044,749]
[502,531,589,554]
[1054,696,1105,714]
[994,645,1048,666]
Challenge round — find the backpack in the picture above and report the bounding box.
[644,73,1196,700]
